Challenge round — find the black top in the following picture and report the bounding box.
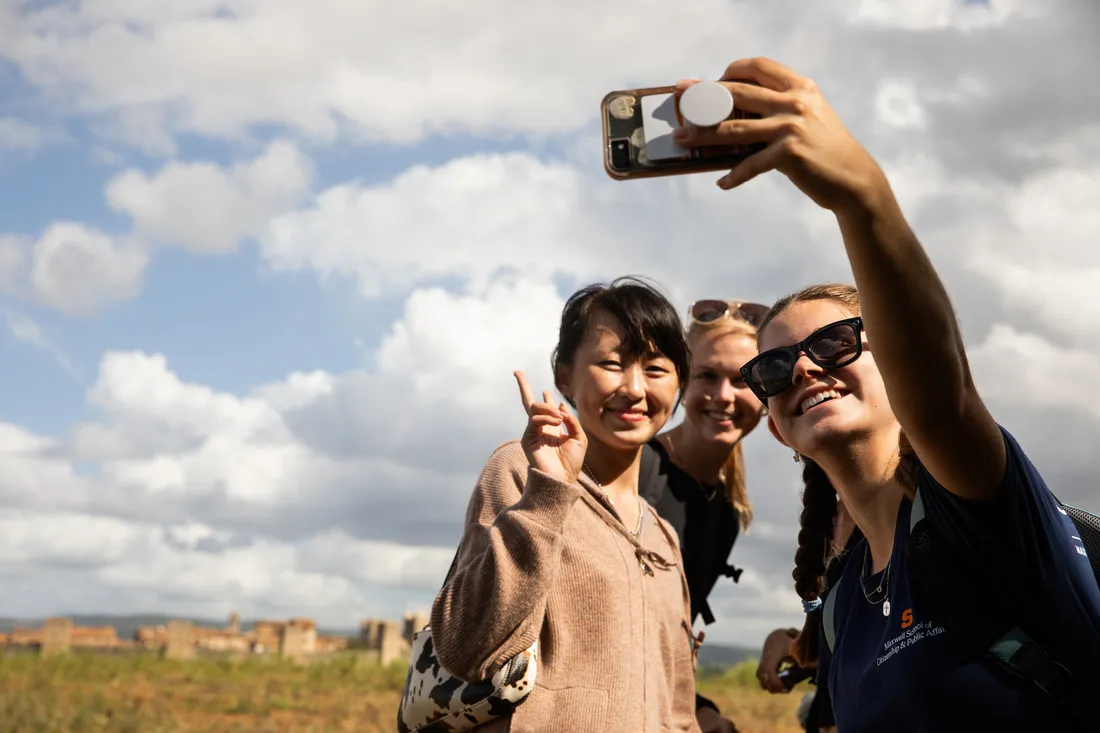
[639,439,742,627]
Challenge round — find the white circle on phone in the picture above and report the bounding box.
[679,82,734,128]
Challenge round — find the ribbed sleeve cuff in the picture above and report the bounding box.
[515,467,584,529]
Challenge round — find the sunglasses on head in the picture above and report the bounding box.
[739,317,864,401]
[688,300,770,329]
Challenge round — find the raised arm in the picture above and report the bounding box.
[431,372,589,681]
[430,445,584,681]
[673,58,1005,500]
[831,177,1005,499]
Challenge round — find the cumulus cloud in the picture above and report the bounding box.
[0,141,314,313]
[1,0,779,148]
[105,139,314,253]
[259,149,845,305]
[0,508,452,625]
[0,224,148,316]
[969,325,1100,420]
[0,282,565,623]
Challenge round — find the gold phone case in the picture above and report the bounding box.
[600,85,765,181]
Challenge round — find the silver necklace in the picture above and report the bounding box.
[583,461,644,537]
[860,543,893,617]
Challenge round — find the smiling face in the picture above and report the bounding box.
[758,299,896,459]
[682,329,764,448]
[557,308,681,451]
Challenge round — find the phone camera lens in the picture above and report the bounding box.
[609,138,632,170]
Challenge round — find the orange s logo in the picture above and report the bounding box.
[901,609,914,629]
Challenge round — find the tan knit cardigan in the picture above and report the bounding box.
[430,441,703,732]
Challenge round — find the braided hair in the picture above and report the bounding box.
[762,284,922,666]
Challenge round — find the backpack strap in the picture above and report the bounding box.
[820,540,856,655]
[987,627,1088,719]
[908,486,926,532]
[908,487,1092,726]
[822,572,842,654]
[637,443,665,506]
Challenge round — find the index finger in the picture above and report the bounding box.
[514,370,536,414]
[720,57,803,92]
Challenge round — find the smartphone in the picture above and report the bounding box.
[777,663,814,689]
[600,85,765,181]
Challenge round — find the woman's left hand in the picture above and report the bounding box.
[672,57,887,215]
[756,627,798,694]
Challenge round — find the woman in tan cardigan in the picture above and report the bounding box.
[431,277,703,732]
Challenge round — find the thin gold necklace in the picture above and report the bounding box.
[583,462,644,537]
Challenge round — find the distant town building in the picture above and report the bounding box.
[0,609,419,661]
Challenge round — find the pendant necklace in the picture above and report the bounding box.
[860,543,893,617]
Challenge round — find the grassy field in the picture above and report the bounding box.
[0,651,809,732]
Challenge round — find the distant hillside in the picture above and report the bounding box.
[697,642,757,670]
[0,614,356,641]
[0,614,757,670]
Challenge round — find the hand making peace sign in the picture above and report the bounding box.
[514,370,587,485]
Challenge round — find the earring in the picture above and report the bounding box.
[793,452,801,463]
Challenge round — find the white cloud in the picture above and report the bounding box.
[3,307,50,349]
[1004,166,1100,264]
[0,225,148,317]
[4,0,773,148]
[968,258,1100,344]
[105,139,314,253]
[0,507,451,624]
[0,117,66,151]
[259,149,842,303]
[272,277,566,469]
[259,153,593,298]
[874,81,927,129]
[1,307,78,376]
[851,0,1043,30]
[0,142,314,314]
[0,284,550,624]
[969,325,1100,420]
[250,371,336,412]
[22,223,147,316]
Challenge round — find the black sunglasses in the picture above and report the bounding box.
[740,317,864,401]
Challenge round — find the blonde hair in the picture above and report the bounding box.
[685,315,757,532]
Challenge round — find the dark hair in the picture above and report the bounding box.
[551,276,689,404]
[762,283,921,667]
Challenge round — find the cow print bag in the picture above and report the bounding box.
[396,626,538,732]
[397,539,538,732]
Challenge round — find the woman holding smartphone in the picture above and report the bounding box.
[670,57,1099,732]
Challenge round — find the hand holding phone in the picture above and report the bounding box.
[603,57,885,215]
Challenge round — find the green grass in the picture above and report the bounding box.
[0,652,806,732]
